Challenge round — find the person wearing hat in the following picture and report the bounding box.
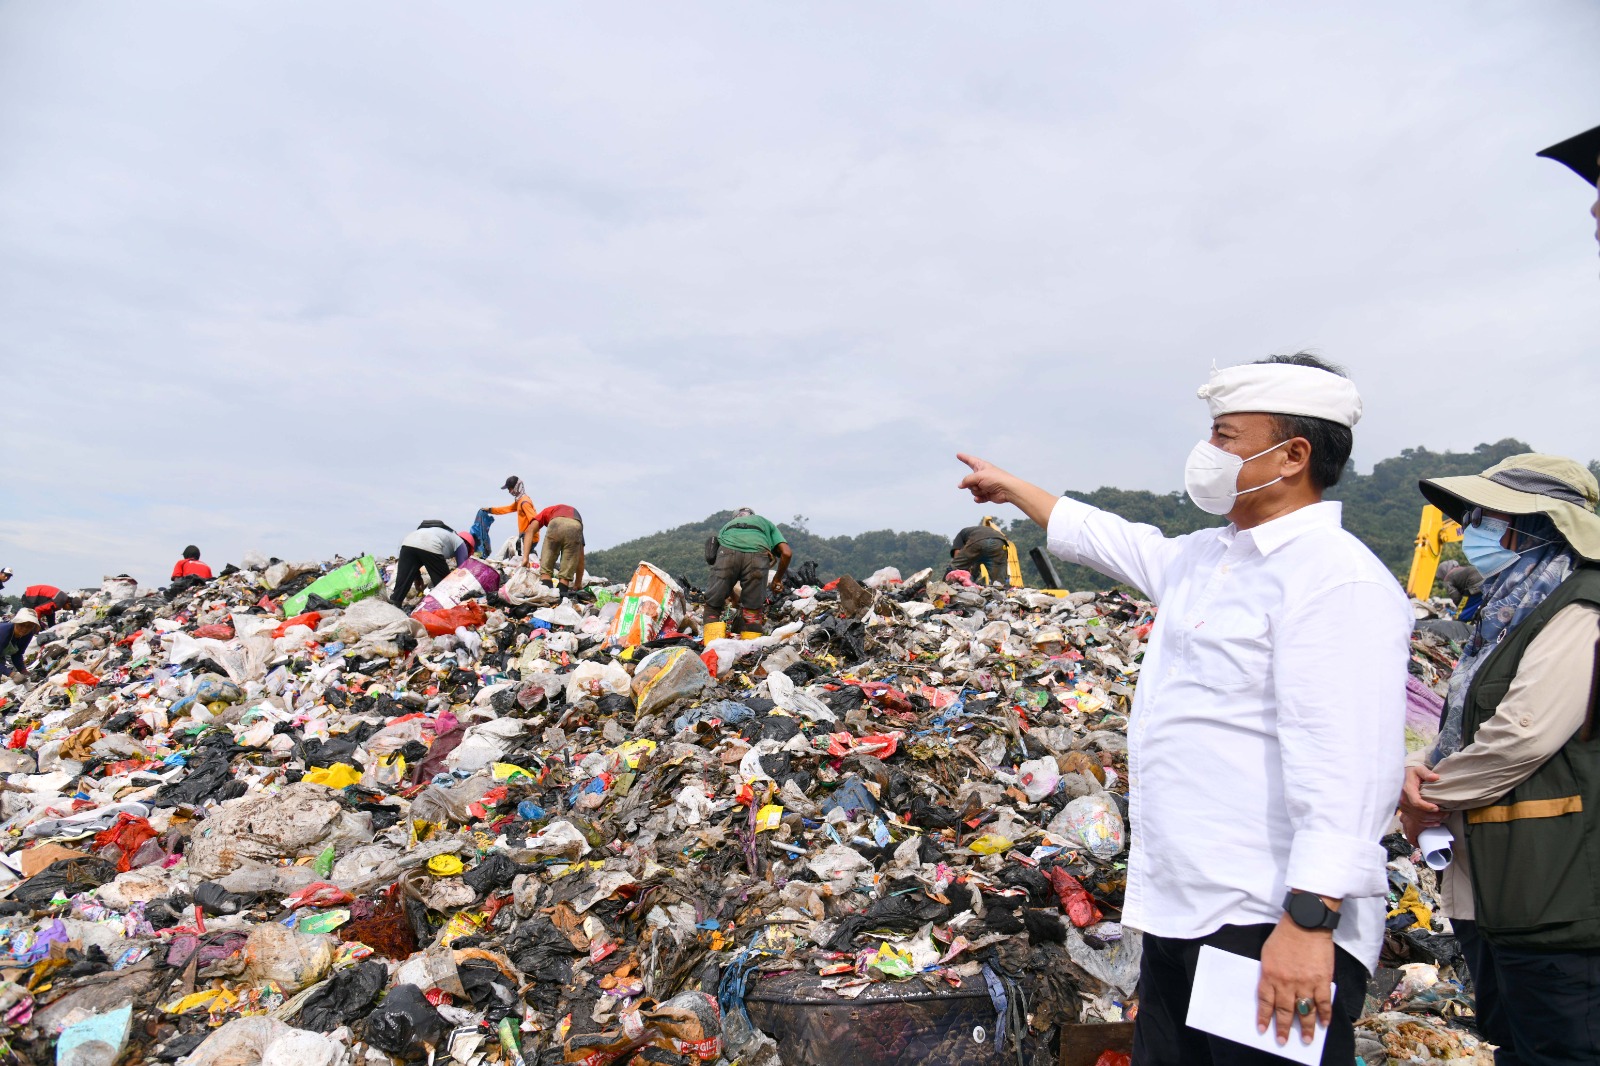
[0,568,11,592]
[1398,454,1600,1064]
[1435,559,1484,621]
[1537,121,1600,257]
[959,353,1411,1062]
[949,523,1011,585]
[0,609,42,682]
[389,523,473,608]
[702,508,792,642]
[487,477,541,561]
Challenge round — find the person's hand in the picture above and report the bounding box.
[1400,766,1443,837]
[956,454,1020,505]
[1257,915,1335,1046]
[7,671,23,684]
[769,574,785,594]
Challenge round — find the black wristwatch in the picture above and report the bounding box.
[1282,890,1341,931]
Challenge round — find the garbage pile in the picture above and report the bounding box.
[0,551,1491,1066]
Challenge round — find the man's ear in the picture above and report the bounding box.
[1280,436,1312,478]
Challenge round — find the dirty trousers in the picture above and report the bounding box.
[539,517,585,587]
[1454,918,1600,1066]
[390,547,450,607]
[1131,924,1367,1066]
[704,548,770,625]
[950,539,1009,585]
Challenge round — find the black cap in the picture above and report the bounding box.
[1538,124,1600,186]
[502,476,520,492]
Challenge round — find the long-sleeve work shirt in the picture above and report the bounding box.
[1047,497,1411,971]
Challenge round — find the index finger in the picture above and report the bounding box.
[955,453,984,472]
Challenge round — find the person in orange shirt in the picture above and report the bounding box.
[171,546,214,581]
[487,476,540,559]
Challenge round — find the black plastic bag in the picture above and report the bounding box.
[365,984,446,1059]
[298,960,388,1031]
[11,857,118,905]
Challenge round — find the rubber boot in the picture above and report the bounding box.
[702,621,727,643]
[739,631,762,640]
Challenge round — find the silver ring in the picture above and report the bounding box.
[1295,997,1313,1017]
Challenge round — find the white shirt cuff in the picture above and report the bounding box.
[1046,496,1095,561]
[1285,830,1388,901]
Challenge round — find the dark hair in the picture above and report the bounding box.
[1253,352,1354,491]
[183,545,200,559]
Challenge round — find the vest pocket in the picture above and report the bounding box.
[1468,754,1600,934]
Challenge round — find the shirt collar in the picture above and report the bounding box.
[1234,500,1343,557]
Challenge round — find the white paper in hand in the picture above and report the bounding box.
[1184,945,1334,1065]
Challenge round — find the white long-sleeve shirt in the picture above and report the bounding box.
[1047,497,1411,971]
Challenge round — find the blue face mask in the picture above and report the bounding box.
[1462,517,1520,578]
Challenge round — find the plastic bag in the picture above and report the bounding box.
[295,958,388,1032]
[631,647,712,716]
[243,923,335,992]
[564,661,631,704]
[417,559,500,612]
[366,983,446,1059]
[322,598,412,642]
[282,554,384,617]
[1048,795,1126,860]
[500,566,560,606]
[411,601,487,636]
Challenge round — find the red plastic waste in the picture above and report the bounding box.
[191,624,235,640]
[412,601,487,636]
[94,813,158,872]
[273,612,322,638]
[1048,867,1104,928]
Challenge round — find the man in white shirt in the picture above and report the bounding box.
[959,354,1410,1064]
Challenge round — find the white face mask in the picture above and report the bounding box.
[1184,439,1290,516]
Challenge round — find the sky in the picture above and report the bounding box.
[2,2,1597,591]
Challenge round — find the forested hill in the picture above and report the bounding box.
[587,440,1578,590]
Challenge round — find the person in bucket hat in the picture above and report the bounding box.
[1401,453,1600,1063]
[0,609,42,682]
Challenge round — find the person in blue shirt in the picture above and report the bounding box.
[0,609,42,682]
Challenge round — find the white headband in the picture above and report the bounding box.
[1196,362,1363,428]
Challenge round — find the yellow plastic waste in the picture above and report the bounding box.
[163,988,237,1014]
[1388,883,1433,929]
[427,854,465,877]
[618,738,657,769]
[304,763,363,789]
[492,762,534,781]
[968,833,1014,855]
[755,804,784,832]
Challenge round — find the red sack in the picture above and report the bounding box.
[1048,867,1104,928]
[65,669,101,687]
[273,612,322,638]
[191,624,235,641]
[412,601,487,636]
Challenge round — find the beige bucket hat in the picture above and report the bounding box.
[1420,453,1600,562]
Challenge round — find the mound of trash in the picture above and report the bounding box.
[0,553,1488,1065]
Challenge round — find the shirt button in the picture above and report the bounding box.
[1520,713,1532,728]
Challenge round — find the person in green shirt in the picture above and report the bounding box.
[703,508,792,642]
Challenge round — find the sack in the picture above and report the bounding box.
[704,535,721,566]
[411,601,487,636]
[282,556,384,617]
[632,646,712,716]
[605,563,687,648]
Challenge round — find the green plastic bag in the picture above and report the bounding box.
[282,555,385,617]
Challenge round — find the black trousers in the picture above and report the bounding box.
[1132,924,1368,1066]
[1455,919,1600,1066]
[390,546,450,607]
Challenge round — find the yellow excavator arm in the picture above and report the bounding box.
[1406,504,1464,600]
